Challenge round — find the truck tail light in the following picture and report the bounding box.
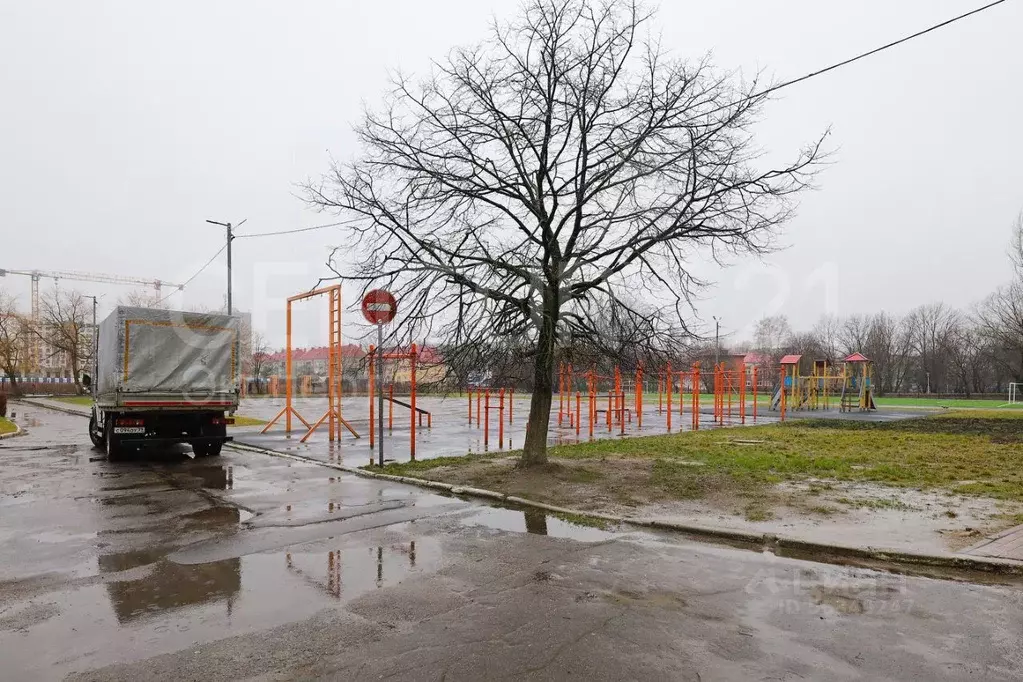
[115,418,144,427]
[211,417,235,425]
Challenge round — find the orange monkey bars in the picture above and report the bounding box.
[368,344,429,460]
[467,386,513,449]
[262,285,360,443]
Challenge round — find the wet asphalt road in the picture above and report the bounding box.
[2,404,1023,681]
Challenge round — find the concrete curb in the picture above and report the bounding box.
[14,398,90,419]
[19,399,1023,578]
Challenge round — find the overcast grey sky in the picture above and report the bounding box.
[2,0,1020,348]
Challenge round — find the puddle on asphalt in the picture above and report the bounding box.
[189,465,234,490]
[280,536,435,599]
[94,530,435,624]
[101,551,242,624]
[461,506,620,542]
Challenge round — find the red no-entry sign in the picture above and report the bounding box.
[361,289,397,325]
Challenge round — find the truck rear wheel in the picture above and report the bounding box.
[89,414,105,449]
[105,415,126,462]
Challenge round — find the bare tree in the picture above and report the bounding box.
[905,303,958,393]
[249,331,273,394]
[863,312,913,395]
[305,0,825,464]
[810,314,842,361]
[0,290,27,393]
[119,289,166,308]
[978,280,1023,384]
[753,315,793,358]
[37,290,92,393]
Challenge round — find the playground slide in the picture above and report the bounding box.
[771,388,782,411]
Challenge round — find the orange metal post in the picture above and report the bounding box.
[508,387,514,423]
[740,363,747,425]
[468,387,473,424]
[727,368,733,423]
[678,371,685,428]
[484,388,490,448]
[588,372,595,439]
[606,390,612,432]
[388,384,394,431]
[576,391,581,436]
[410,344,417,460]
[498,388,505,448]
[692,363,700,431]
[666,363,673,432]
[476,389,481,428]
[558,363,565,426]
[636,367,643,429]
[620,393,625,435]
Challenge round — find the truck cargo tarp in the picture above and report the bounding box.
[97,307,241,398]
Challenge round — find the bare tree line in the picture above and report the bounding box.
[738,213,1023,397]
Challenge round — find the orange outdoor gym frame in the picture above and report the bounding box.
[261,285,360,443]
[367,344,422,460]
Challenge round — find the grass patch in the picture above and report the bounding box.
[366,412,1023,524]
[546,414,1023,502]
[548,511,614,531]
[55,396,93,406]
[230,415,266,427]
[874,397,1023,409]
[0,417,16,435]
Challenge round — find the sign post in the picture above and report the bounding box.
[362,289,398,467]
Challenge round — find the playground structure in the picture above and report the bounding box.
[261,285,359,443]
[771,353,876,414]
[367,343,432,460]
[467,386,514,449]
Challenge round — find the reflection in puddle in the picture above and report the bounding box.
[189,465,233,490]
[98,507,242,622]
[463,507,619,542]
[100,551,241,623]
[282,540,424,600]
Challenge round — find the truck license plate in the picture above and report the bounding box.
[113,427,145,434]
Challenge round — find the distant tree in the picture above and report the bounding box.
[305,0,825,464]
[978,280,1023,385]
[119,289,166,308]
[249,331,273,394]
[0,290,27,393]
[753,316,793,357]
[810,314,842,361]
[37,290,92,393]
[978,212,1023,386]
[862,312,913,395]
[905,303,958,393]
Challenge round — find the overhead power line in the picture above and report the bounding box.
[234,219,361,239]
[760,0,1008,99]
[157,244,227,304]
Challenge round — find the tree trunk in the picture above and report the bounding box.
[521,290,558,466]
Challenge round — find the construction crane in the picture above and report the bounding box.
[0,268,184,373]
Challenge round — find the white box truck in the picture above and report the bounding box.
[84,306,241,461]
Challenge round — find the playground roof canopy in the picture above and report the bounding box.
[779,354,802,365]
[843,352,871,363]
